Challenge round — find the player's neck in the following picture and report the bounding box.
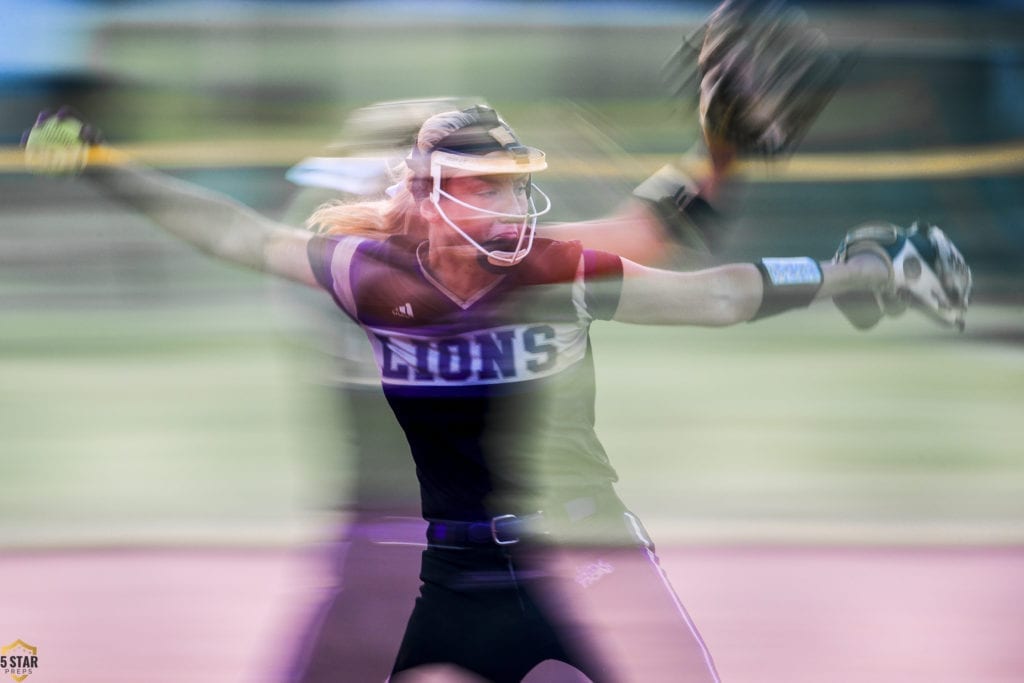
[421,242,503,302]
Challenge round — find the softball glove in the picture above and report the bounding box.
[833,221,972,331]
[698,0,851,156]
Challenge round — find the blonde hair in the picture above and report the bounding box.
[305,173,427,240]
[306,105,500,240]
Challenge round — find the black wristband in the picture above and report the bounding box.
[751,257,823,321]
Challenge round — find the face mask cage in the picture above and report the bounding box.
[426,149,551,266]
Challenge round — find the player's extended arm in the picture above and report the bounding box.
[613,253,888,326]
[540,140,735,267]
[86,163,317,287]
[23,109,317,287]
[572,0,852,268]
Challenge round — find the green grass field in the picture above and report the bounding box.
[2,299,1021,548]
[2,2,1022,549]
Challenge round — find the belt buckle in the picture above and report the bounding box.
[490,514,520,546]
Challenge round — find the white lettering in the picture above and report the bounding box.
[369,322,588,386]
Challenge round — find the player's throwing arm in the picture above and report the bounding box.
[22,109,972,332]
[23,107,319,288]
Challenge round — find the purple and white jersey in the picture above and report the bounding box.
[307,235,624,521]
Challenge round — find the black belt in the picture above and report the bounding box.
[425,513,544,548]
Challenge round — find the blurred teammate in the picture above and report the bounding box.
[275,99,448,683]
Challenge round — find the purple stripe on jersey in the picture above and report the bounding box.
[306,234,359,318]
[307,235,340,292]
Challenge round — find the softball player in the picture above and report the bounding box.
[26,100,972,680]
[274,93,747,682]
[275,98,737,683]
[24,7,970,678]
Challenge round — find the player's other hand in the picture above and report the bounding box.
[832,221,972,331]
[22,107,103,176]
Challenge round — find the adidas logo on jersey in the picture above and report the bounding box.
[391,302,415,319]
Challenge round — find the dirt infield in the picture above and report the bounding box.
[2,544,1021,683]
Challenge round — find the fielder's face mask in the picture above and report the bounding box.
[409,106,551,267]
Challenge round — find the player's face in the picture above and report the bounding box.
[433,173,531,249]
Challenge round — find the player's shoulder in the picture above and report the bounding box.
[308,232,420,292]
[367,233,418,255]
[516,238,584,283]
[518,238,621,284]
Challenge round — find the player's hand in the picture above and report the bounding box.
[22,106,103,176]
[832,221,972,331]
[696,0,852,157]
